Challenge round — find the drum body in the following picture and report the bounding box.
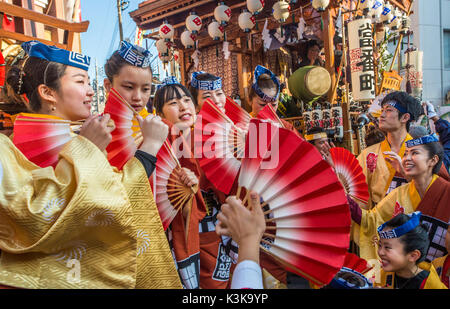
[288,66,331,102]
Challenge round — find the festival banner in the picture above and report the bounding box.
[348,18,375,101]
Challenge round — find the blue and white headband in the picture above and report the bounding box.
[383,100,408,114]
[190,71,222,90]
[156,76,180,90]
[252,65,280,103]
[117,41,151,68]
[377,211,422,239]
[405,133,439,148]
[22,40,90,71]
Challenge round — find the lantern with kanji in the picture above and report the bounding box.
[186,12,202,35]
[247,0,264,15]
[311,0,330,12]
[159,49,172,64]
[238,9,256,33]
[181,29,195,49]
[272,1,290,23]
[214,2,232,26]
[159,20,174,41]
[208,19,225,41]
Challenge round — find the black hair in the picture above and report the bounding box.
[383,213,430,264]
[6,57,67,112]
[302,40,321,59]
[153,83,196,115]
[104,51,152,83]
[380,91,423,131]
[365,124,386,147]
[188,72,221,105]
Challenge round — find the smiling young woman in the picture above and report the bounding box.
[0,41,181,289]
[348,133,450,273]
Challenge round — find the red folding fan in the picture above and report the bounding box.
[236,118,351,287]
[150,138,196,230]
[330,147,370,204]
[104,88,142,170]
[0,51,5,88]
[194,98,245,194]
[256,103,286,128]
[224,96,252,131]
[13,113,75,168]
[342,252,373,275]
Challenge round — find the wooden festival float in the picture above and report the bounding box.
[130,0,415,156]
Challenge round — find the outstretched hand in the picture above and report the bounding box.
[216,191,266,263]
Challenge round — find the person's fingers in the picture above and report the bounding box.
[330,141,336,148]
[136,115,144,127]
[248,191,261,213]
[215,221,230,237]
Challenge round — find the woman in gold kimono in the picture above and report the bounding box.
[348,133,449,284]
[0,41,181,289]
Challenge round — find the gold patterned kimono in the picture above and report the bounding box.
[0,134,181,289]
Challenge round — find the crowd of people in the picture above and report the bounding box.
[0,40,448,290]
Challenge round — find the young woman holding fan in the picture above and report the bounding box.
[0,41,181,289]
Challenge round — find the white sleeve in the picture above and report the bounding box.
[231,260,263,289]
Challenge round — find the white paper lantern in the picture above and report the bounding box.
[180,29,195,49]
[208,19,225,40]
[311,0,330,12]
[247,0,264,15]
[156,39,169,56]
[159,21,174,41]
[186,12,202,34]
[214,2,232,25]
[370,0,384,22]
[272,1,290,23]
[360,0,374,16]
[360,0,374,9]
[388,8,402,31]
[380,3,393,24]
[238,10,256,33]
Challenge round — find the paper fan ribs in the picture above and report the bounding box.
[150,139,196,230]
[13,113,73,168]
[237,118,351,287]
[330,147,369,204]
[104,88,141,170]
[194,98,246,194]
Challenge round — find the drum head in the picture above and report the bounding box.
[304,66,331,96]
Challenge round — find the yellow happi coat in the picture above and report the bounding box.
[359,176,439,282]
[0,134,181,289]
[357,134,413,210]
[376,262,448,289]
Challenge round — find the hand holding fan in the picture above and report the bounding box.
[330,147,369,204]
[194,98,246,194]
[236,118,351,287]
[150,138,197,232]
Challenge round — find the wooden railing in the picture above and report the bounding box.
[0,2,89,51]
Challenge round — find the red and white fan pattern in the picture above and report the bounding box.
[330,147,370,204]
[237,118,351,286]
[13,114,73,168]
